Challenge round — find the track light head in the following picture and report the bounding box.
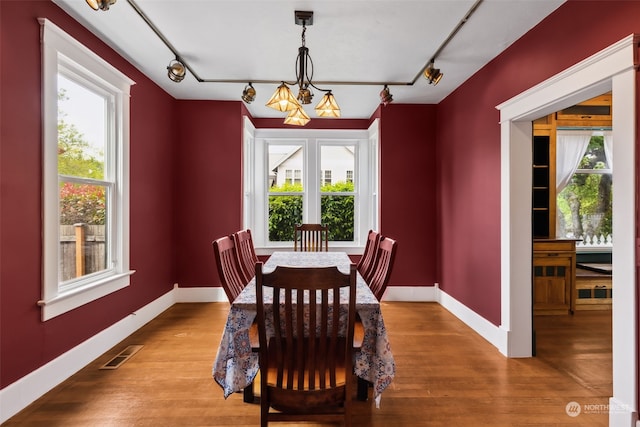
[86,0,116,11]
[241,83,256,104]
[379,85,393,106]
[167,59,186,83]
[424,63,443,85]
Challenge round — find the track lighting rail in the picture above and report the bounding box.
[126,0,483,87]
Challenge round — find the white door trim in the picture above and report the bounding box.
[496,34,638,425]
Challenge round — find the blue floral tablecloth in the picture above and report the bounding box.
[212,251,395,401]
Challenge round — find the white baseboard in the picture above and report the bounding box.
[0,290,175,424]
[436,287,508,354]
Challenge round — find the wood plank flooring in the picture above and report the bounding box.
[3,302,611,426]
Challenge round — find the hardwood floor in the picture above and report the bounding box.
[4,302,611,426]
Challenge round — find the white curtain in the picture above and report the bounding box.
[556,131,592,193]
[603,131,613,170]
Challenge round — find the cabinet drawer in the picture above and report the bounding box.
[533,241,575,252]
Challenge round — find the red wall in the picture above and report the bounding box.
[378,104,439,286]
[436,0,640,325]
[0,1,176,388]
[172,100,246,287]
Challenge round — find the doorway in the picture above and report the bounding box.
[497,34,637,425]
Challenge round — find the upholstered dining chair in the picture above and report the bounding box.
[232,229,259,283]
[357,230,382,284]
[294,223,329,252]
[254,262,356,426]
[367,237,398,301]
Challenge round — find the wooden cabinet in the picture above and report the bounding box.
[533,239,577,315]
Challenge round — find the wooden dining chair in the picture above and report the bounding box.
[255,262,356,426]
[213,235,259,402]
[294,223,329,252]
[367,237,398,301]
[357,230,382,283]
[232,229,259,283]
[212,235,248,302]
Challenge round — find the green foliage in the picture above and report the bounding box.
[268,181,355,241]
[557,136,612,237]
[59,183,106,225]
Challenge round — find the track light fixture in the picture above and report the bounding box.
[424,62,443,85]
[86,0,116,11]
[265,11,341,126]
[241,83,256,104]
[379,85,393,106]
[167,58,186,83]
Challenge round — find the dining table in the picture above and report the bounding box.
[212,251,395,406]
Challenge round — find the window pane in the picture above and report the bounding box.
[269,145,303,190]
[320,145,355,188]
[557,172,612,239]
[58,74,106,179]
[557,135,613,242]
[59,182,108,282]
[321,195,354,241]
[320,145,355,241]
[268,195,302,241]
[578,135,609,170]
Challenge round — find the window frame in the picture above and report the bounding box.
[244,123,378,254]
[40,18,135,321]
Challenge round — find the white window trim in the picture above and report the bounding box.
[243,121,379,255]
[39,18,135,321]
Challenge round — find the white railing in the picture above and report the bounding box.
[575,233,612,250]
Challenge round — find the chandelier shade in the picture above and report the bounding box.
[284,105,311,126]
[315,92,341,117]
[266,83,300,112]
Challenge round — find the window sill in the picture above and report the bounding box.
[39,270,135,321]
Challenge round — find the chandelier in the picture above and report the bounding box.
[265,11,340,126]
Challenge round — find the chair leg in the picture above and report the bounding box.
[243,383,255,403]
[357,377,369,401]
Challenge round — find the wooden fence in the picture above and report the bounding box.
[60,224,106,281]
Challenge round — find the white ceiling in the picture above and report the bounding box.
[53,0,566,120]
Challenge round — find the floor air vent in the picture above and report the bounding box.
[100,345,143,370]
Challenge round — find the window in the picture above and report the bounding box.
[556,132,612,248]
[245,124,378,252]
[322,170,332,186]
[40,19,135,320]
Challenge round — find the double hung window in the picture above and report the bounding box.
[40,19,134,320]
[244,121,378,252]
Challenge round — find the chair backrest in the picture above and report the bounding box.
[255,262,356,424]
[212,235,248,303]
[232,229,258,283]
[368,237,398,301]
[294,223,329,252]
[357,229,382,283]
